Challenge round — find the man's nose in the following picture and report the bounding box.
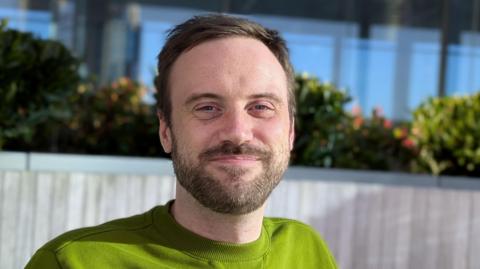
[217,109,253,145]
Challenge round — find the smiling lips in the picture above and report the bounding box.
[208,154,261,165]
[199,142,270,166]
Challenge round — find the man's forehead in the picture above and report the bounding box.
[172,37,283,74]
[168,36,288,104]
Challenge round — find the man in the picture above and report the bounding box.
[26,14,338,268]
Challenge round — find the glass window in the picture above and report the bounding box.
[1,0,479,120]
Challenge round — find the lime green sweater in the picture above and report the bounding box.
[26,201,338,268]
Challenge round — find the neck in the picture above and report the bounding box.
[171,183,265,244]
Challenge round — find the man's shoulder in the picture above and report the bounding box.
[39,206,159,253]
[262,217,338,268]
[262,217,332,252]
[263,216,319,236]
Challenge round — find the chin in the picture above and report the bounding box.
[211,166,261,183]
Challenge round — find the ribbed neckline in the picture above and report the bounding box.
[152,200,270,262]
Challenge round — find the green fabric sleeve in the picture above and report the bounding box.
[25,249,62,269]
[24,203,338,268]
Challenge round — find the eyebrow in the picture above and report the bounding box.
[184,93,223,106]
[184,92,284,106]
[248,93,283,104]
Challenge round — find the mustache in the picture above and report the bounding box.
[199,142,270,160]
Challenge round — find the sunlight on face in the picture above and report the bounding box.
[162,37,293,214]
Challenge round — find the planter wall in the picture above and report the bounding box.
[1,152,479,269]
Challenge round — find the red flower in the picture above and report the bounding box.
[353,116,364,129]
[383,119,393,129]
[402,138,415,149]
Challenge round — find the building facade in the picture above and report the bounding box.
[1,0,479,120]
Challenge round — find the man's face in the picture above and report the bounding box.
[159,37,294,215]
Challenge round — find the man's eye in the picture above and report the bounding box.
[253,104,270,110]
[249,103,275,118]
[250,102,274,111]
[193,105,222,120]
[196,105,216,111]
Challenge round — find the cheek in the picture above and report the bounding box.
[253,118,291,146]
[174,120,217,151]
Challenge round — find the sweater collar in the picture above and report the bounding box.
[153,200,270,262]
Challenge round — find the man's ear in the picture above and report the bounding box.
[289,117,295,151]
[157,111,172,153]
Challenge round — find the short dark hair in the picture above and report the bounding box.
[154,14,295,126]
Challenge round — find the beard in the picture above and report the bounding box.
[171,136,290,215]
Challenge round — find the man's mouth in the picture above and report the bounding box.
[208,154,260,165]
[199,142,270,168]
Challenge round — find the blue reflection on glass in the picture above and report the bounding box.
[283,32,333,81]
[409,43,439,110]
[0,7,51,39]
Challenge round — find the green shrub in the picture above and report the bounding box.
[411,93,480,176]
[292,74,351,167]
[4,76,164,157]
[292,74,415,171]
[52,77,161,156]
[334,107,416,171]
[0,21,80,149]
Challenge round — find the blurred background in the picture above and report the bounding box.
[2,0,480,116]
[1,0,480,176]
[1,1,480,269]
